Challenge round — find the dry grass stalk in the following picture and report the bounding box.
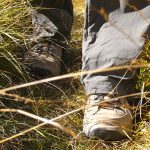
[0,64,150,93]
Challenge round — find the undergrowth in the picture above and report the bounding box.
[0,0,150,150]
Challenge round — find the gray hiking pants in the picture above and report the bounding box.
[82,0,150,95]
[31,0,150,95]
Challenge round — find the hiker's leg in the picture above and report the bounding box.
[81,0,150,95]
[25,0,73,75]
[82,0,150,140]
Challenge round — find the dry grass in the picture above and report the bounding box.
[0,0,150,150]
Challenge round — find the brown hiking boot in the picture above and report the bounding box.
[25,43,62,76]
[83,95,132,141]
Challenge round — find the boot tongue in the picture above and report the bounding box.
[89,94,126,108]
[88,94,107,105]
[89,94,105,101]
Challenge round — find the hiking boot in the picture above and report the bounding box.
[83,95,132,141]
[25,43,62,76]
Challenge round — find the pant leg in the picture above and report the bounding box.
[81,0,150,95]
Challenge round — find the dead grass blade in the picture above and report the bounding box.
[0,91,149,144]
[0,92,63,104]
[0,109,78,144]
[0,64,149,93]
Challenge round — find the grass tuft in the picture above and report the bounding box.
[0,0,150,150]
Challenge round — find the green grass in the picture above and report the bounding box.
[0,0,150,150]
